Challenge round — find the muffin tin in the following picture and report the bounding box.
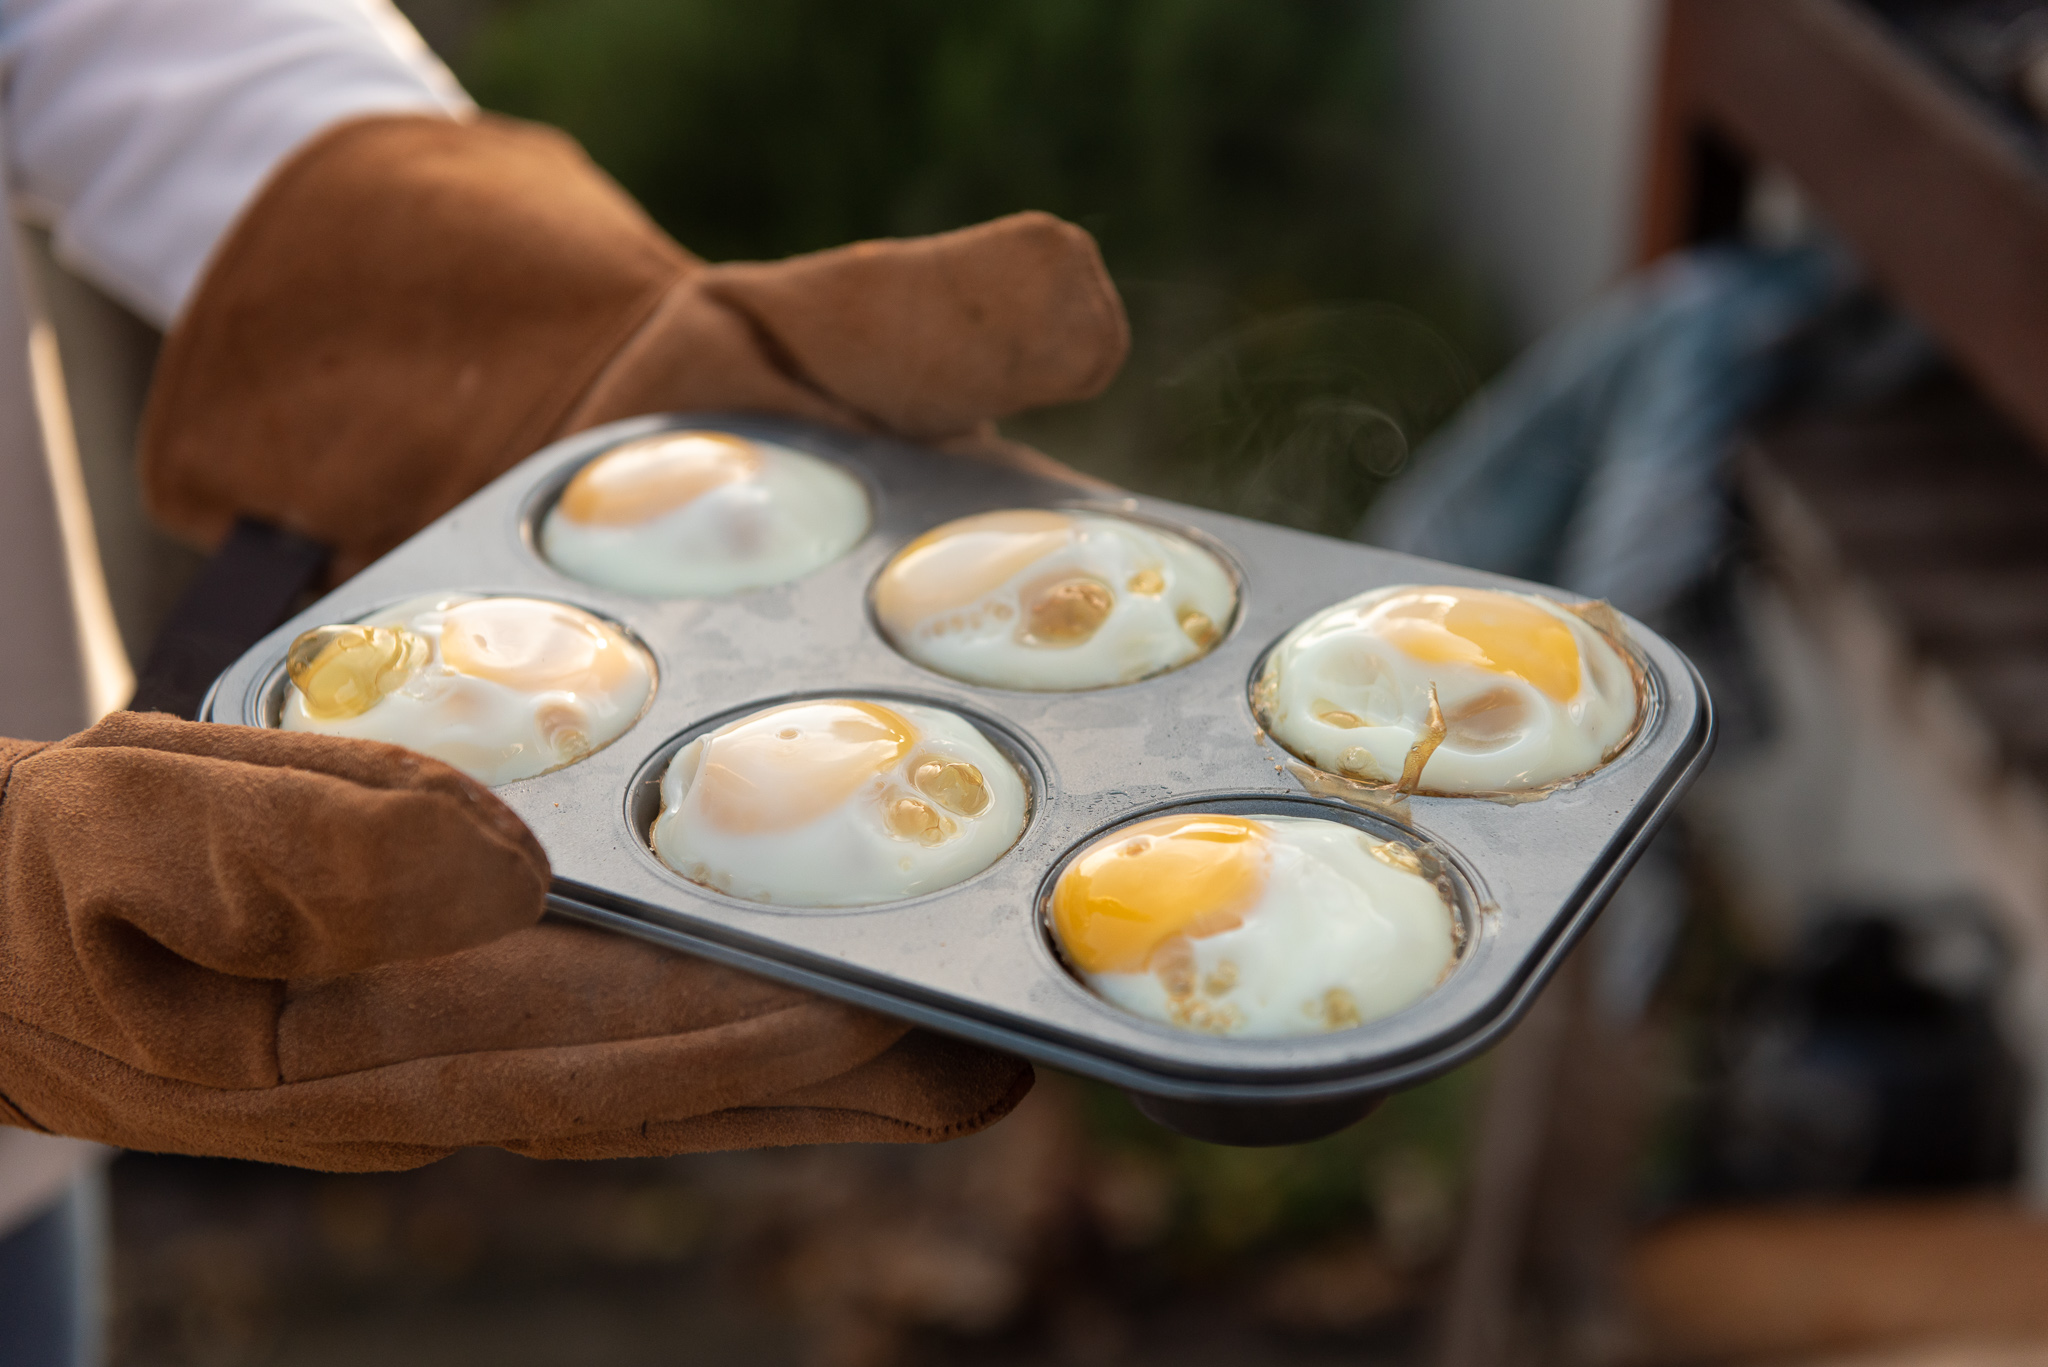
[203,413,1714,1146]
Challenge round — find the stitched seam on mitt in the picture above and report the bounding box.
[0,1087,49,1132]
[555,274,877,443]
[754,1062,1036,1145]
[0,1007,282,1096]
[678,278,888,436]
[726,1077,1024,1145]
[914,1064,1036,1142]
[511,269,688,458]
[727,299,887,432]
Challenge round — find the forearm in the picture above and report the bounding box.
[0,0,470,326]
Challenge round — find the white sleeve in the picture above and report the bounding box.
[0,0,474,328]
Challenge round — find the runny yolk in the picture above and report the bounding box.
[1050,814,1271,975]
[885,795,949,845]
[694,700,918,834]
[287,624,429,720]
[871,510,1077,626]
[914,758,991,816]
[438,599,640,697]
[556,431,761,527]
[1370,588,1582,703]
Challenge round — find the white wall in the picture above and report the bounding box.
[1409,0,1663,340]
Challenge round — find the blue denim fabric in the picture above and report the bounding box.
[1360,246,1844,620]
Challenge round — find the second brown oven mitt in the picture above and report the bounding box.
[138,113,1127,579]
[0,713,1029,1171]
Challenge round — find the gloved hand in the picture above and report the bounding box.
[68,114,1117,1169]
[0,714,1028,1171]
[139,113,1129,577]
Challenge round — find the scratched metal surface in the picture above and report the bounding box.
[206,413,1713,1120]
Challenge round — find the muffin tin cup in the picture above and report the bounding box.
[203,413,1715,1146]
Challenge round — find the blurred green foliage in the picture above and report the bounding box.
[437,0,1501,529]
[462,1,1466,307]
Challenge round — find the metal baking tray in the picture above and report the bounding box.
[204,413,1714,1146]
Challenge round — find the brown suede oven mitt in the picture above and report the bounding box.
[139,113,1128,578]
[0,714,1028,1172]
[41,113,1123,1170]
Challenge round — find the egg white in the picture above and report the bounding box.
[541,435,868,596]
[1256,585,1640,795]
[873,510,1237,691]
[278,593,654,786]
[1065,815,1456,1039]
[651,699,1028,907]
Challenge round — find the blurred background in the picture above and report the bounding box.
[97,0,2048,1364]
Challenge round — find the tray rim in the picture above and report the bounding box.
[203,410,1717,1106]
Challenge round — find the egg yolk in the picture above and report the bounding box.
[885,795,949,845]
[556,431,761,527]
[872,510,1077,624]
[287,624,430,720]
[693,700,919,834]
[1051,814,1272,974]
[914,758,992,816]
[1021,574,1115,647]
[1371,588,1582,703]
[438,599,639,697]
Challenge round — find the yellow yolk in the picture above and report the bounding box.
[694,700,918,834]
[913,758,992,816]
[1372,588,1582,703]
[556,432,761,527]
[1050,814,1272,974]
[286,624,430,720]
[871,510,1077,623]
[438,599,639,697]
